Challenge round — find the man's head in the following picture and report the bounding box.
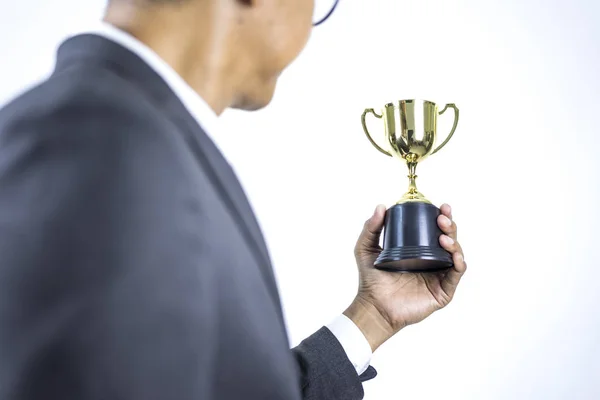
[105,0,315,113]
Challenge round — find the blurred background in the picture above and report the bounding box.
[1,0,599,399]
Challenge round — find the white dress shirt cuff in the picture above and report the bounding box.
[326,314,373,375]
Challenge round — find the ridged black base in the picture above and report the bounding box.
[374,202,453,273]
[375,246,453,273]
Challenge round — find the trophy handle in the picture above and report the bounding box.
[361,108,392,157]
[431,103,459,155]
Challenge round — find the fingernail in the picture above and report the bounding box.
[441,215,451,227]
[443,235,454,245]
[456,253,463,263]
[444,204,453,218]
[373,206,379,217]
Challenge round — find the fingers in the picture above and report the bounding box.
[354,204,386,256]
[440,203,452,219]
[439,229,467,298]
[437,203,457,240]
[440,251,467,298]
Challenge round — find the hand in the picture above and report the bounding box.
[344,204,467,352]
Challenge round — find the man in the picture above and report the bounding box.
[0,0,467,399]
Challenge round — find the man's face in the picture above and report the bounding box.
[232,0,315,110]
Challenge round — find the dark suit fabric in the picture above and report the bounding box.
[0,34,376,400]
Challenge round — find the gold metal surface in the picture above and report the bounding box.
[361,99,459,204]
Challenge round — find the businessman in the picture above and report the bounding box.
[0,0,467,399]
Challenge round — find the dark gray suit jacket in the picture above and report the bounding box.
[0,34,376,400]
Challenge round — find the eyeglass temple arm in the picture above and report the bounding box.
[313,0,340,26]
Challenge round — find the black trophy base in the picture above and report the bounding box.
[375,202,453,273]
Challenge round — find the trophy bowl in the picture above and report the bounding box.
[361,99,459,272]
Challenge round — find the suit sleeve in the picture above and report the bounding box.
[0,99,219,399]
[291,328,378,400]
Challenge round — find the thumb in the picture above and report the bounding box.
[355,204,387,255]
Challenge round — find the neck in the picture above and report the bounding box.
[103,2,238,115]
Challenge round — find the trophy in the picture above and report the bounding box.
[361,99,459,272]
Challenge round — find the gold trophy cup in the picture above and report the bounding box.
[362,99,459,272]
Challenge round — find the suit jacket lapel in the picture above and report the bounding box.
[53,34,283,312]
[170,110,280,295]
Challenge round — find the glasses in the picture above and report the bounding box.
[313,0,340,26]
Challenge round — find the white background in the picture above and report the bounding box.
[1,0,599,399]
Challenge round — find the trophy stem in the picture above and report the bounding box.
[407,161,418,194]
[397,155,431,204]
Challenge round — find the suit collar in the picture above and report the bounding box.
[54,33,186,123]
[73,22,221,145]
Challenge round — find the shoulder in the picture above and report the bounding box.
[0,66,172,148]
[0,66,192,182]
[0,67,202,221]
